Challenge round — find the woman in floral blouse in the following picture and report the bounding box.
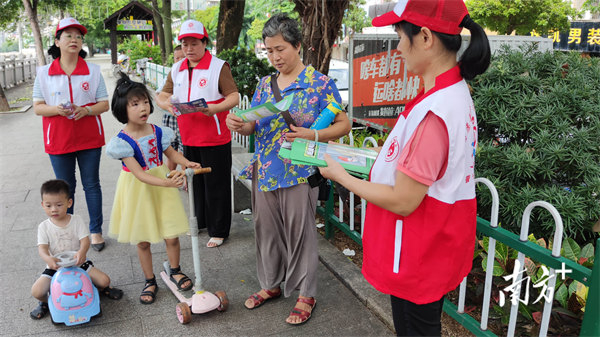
[226,13,350,325]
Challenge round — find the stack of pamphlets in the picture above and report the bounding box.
[279,138,377,179]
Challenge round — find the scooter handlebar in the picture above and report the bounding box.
[191,167,212,175]
[166,167,212,178]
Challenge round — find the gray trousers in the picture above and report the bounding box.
[251,166,319,298]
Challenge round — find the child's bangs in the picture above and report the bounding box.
[127,86,151,102]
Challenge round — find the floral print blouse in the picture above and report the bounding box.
[238,65,342,191]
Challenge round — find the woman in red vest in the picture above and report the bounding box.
[320,0,491,335]
[157,20,239,248]
[32,18,109,251]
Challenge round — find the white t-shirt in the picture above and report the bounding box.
[37,214,89,257]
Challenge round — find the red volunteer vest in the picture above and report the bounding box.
[37,57,105,154]
[171,52,231,146]
[362,66,478,304]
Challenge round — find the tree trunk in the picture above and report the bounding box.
[151,0,167,65]
[216,0,246,54]
[162,0,173,56]
[293,0,349,75]
[22,0,46,66]
[0,86,10,112]
[88,41,95,57]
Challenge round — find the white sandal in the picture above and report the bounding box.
[207,237,224,248]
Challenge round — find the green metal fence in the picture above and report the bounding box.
[317,178,599,336]
[144,62,170,90]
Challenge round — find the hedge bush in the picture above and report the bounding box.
[117,38,162,71]
[471,45,600,242]
[217,48,274,99]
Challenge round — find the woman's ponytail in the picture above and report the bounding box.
[458,15,491,80]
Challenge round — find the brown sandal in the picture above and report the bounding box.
[286,297,316,325]
[244,288,281,309]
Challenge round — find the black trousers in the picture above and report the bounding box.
[183,142,232,238]
[390,295,445,336]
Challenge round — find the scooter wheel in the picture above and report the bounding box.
[176,302,192,324]
[215,290,229,312]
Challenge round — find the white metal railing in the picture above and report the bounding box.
[450,178,565,337]
[232,93,251,149]
[508,201,563,337]
[144,61,170,90]
[335,130,378,237]
[0,55,37,89]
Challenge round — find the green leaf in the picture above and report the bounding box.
[562,238,581,262]
[480,237,489,252]
[523,257,538,278]
[496,241,509,266]
[555,283,568,308]
[533,264,548,284]
[518,302,533,321]
[473,248,484,260]
[575,281,588,304]
[493,304,505,316]
[481,253,505,276]
[579,243,594,259]
[568,280,579,297]
[536,238,547,249]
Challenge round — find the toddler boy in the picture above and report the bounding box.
[30,179,123,319]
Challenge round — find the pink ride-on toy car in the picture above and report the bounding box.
[48,251,101,326]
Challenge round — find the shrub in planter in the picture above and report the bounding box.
[118,38,162,71]
[217,48,274,99]
[471,45,600,242]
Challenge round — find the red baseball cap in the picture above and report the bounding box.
[178,20,208,41]
[56,17,87,36]
[372,0,468,35]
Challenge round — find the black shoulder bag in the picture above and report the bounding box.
[270,74,330,200]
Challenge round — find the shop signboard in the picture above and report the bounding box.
[116,18,153,31]
[348,34,422,132]
[539,21,600,53]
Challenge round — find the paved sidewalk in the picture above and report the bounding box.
[0,54,393,336]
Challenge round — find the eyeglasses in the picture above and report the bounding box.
[62,34,84,42]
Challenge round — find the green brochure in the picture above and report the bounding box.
[279,139,377,179]
[232,94,294,122]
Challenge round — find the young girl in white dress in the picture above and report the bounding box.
[106,73,202,304]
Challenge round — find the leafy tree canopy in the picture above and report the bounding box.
[343,0,369,35]
[247,17,267,44]
[0,0,22,29]
[465,0,579,36]
[582,0,600,15]
[193,5,219,41]
[246,0,296,20]
[66,0,131,50]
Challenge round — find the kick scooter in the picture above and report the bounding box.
[159,167,229,324]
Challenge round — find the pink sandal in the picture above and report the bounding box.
[244,288,281,309]
[287,297,316,325]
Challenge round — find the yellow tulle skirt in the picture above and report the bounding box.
[109,165,188,244]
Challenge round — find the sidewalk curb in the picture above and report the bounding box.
[0,105,31,114]
[317,235,395,332]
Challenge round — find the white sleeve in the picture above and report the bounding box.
[73,215,90,240]
[37,220,50,245]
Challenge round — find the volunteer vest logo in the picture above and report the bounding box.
[385,136,400,162]
[81,81,90,92]
[198,78,208,88]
